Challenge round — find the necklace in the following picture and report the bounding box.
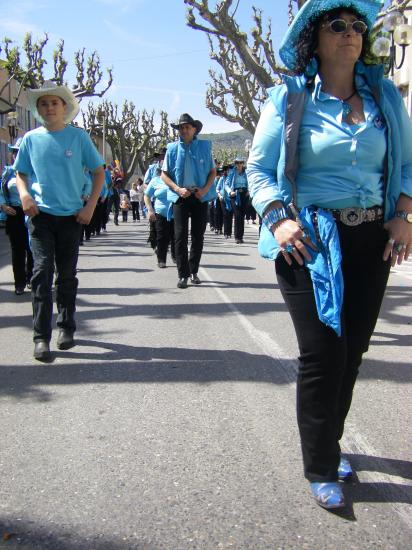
[341,90,357,117]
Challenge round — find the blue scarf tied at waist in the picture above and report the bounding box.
[300,206,344,336]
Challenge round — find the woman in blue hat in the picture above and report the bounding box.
[247,0,412,509]
[0,138,33,295]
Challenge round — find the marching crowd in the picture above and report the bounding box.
[1,0,412,513]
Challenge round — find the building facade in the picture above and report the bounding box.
[0,69,39,172]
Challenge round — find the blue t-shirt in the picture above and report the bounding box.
[14,125,104,216]
[144,176,172,218]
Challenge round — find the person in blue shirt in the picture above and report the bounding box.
[161,113,216,288]
[0,138,33,295]
[14,81,105,361]
[225,158,249,243]
[216,164,233,238]
[145,149,166,251]
[247,0,412,510]
[144,168,175,268]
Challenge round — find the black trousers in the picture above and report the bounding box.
[230,190,248,240]
[214,200,224,232]
[208,202,215,228]
[131,202,140,221]
[223,202,233,237]
[5,206,33,289]
[155,213,175,263]
[28,212,82,343]
[173,195,208,278]
[275,219,391,482]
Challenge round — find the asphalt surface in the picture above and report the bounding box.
[0,219,411,549]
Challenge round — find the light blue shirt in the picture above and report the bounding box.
[183,144,196,188]
[295,75,387,209]
[144,176,172,218]
[14,125,104,216]
[233,171,248,190]
[0,168,21,207]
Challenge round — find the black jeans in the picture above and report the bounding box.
[214,199,223,232]
[275,219,391,482]
[173,195,208,278]
[230,190,248,240]
[28,212,82,343]
[155,213,175,263]
[223,202,233,237]
[131,202,140,221]
[5,206,33,289]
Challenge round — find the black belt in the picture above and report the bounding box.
[327,206,383,226]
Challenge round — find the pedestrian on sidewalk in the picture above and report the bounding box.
[161,113,216,288]
[0,138,33,295]
[144,168,175,268]
[14,81,105,362]
[130,181,141,221]
[120,193,130,222]
[247,0,412,510]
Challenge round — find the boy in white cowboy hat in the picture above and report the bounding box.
[14,81,105,361]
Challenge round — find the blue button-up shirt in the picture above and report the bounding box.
[296,74,387,210]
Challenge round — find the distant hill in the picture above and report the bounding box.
[200,128,253,153]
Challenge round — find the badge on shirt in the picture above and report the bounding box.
[373,115,385,130]
[65,149,73,158]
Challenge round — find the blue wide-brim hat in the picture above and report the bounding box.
[279,0,383,71]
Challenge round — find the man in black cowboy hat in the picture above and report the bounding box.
[161,113,216,288]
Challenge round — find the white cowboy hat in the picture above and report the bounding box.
[27,80,80,125]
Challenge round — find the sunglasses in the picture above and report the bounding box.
[322,19,368,34]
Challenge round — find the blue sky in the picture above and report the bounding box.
[1,0,291,133]
[1,0,391,133]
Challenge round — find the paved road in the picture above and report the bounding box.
[0,220,411,549]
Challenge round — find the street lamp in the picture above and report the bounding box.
[7,111,18,144]
[372,9,412,76]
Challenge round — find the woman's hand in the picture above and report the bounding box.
[1,205,17,216]
[273,219,318,266]
[383,217,412,266]
[148,210,156,222]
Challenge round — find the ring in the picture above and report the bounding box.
[394,242,404,254]
[284,243,295,254]
[388,237,395,245]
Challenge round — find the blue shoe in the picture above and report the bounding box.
[338,456,353,482]
[310,482,345,509]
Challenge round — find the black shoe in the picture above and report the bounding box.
[177,278,188,289]
[190,274,201,285]
[56,330,75,350]
[15,287,25,295]
[235,239,243,244]
[158,262,166,268]
[34,341,51,362]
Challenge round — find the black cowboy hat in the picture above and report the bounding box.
[171,113,203,134]
[153,147,167,159]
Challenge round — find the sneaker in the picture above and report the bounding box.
[158,262,166,268]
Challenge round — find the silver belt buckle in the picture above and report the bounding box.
[340,207,365,226]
